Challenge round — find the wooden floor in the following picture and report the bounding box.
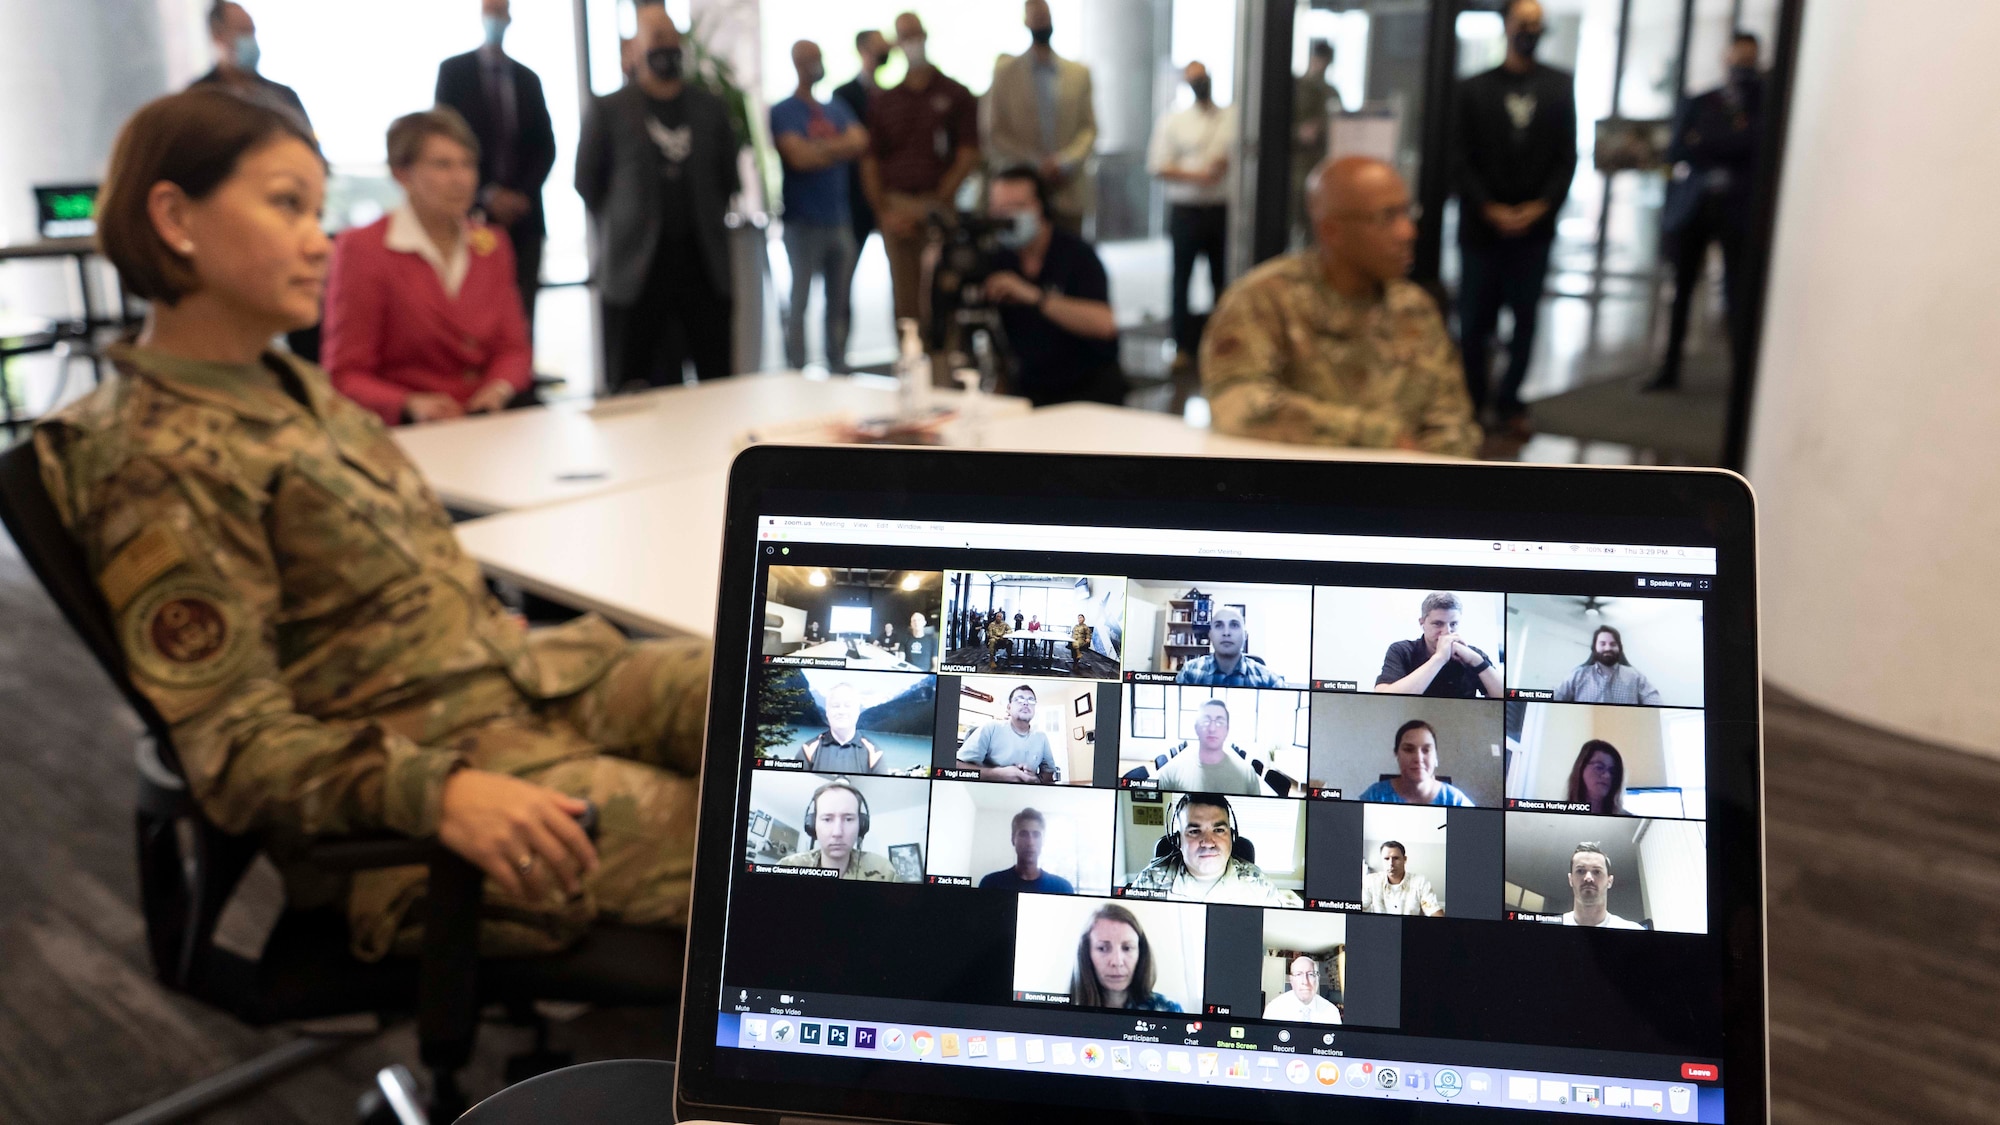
[2,527,1996,1123]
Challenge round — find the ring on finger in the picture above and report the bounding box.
[516,854,535,875]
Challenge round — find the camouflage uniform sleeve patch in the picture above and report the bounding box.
[121,580,254,696]
[98,524,187,613]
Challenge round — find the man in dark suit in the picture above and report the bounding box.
[831,30,889,275]
[575,5,740,390]
[436,0,558,333]
[1651,32,1764,391]
[1452,0,1577,434]
[190,2,312,130]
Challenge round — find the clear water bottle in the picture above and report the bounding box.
[894,317,930,420]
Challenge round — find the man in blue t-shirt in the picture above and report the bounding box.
[978,808,1075,893]
[770,39,869,371]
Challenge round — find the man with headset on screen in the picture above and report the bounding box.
[1125,793,1301,906]
[1562,842,1644,928]
[1263,955,1343,1023]
[1174,606,1285,688]
[778,779,898,880]
[1552,625,1664,706]
[1362,840,1443,916]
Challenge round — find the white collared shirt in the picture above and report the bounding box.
[1362,870,1440,916]
[384,203,471,298]
[1147,102,1236,206]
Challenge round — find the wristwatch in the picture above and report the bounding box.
[1471,657,1494,673]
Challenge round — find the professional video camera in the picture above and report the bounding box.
[925,211,1016,390]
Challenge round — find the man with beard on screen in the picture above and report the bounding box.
[1552,625,1664,705]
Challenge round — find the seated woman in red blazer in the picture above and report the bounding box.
[324,106,531,424]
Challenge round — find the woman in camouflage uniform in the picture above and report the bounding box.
[35,88,710,960]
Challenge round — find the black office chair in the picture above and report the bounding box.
[0,441,685,1121]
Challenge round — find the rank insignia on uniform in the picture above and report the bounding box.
[123,581,251,691]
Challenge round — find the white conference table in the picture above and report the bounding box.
[452,402,1442,638]
[392,371,1028,515]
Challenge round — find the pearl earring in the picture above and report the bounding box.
[179,240,195,254]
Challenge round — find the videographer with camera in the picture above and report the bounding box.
[978,165,1125,407]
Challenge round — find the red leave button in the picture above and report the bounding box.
[1681,1063,1720,1081]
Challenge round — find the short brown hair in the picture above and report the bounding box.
[386,106,479,170]
[96,87,320,306]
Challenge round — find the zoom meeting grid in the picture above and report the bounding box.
[715,514,1724,1115]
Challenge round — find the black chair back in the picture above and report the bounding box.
[0,440,258,994]
[0,441,172,743]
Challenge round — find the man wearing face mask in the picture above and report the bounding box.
[833,31,891,292]
[191,2,312,133]
[435,0,558,331]
[1452,0,1577,436]
[771,40,870,372]
[984,0,1099,236]
[862,11,981,332]
[576,4,740,390]
[1147,62,1235,375]
[978,166,1123,407]
[1652,33,1764,392]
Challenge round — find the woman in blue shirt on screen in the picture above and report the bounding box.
[1071,904,1182,1012]
[1356,720,1475,806]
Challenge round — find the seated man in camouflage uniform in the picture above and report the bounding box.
[36,88,708,962]
[1123,793,1301,907]
[1200,156,1481,457]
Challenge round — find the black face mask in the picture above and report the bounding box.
[1729,64,1759,86]
[646,46,684,81]
[1512,28,1543,59]
[1029,25,1054,46]
[1189,77,1212,102]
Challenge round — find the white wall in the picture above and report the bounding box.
[1748,1,2000,757]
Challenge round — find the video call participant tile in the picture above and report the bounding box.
[751,666,937,777]
[743,771,933,883]
[1012,895,1207,1013]
[1504,701,1707,819]
[941,571,1126,680]
[1503,810,1708,934]
[1119,683,1309,798]
[1505,594,1705,708]
[924,781,1116,894]
[1307,694,1504,806]
[1302,802,1504,920]
[1113,790,1304,908]
[1311,587,1505,698]
[1123,580,1314,688]
[762,566,945,671]
[932,675,1119,785]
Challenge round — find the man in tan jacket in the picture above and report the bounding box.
[984,0,1097,234]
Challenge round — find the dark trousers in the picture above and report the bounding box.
[1457,233,1554,418]
[1660,196,1749,385]
[1168,203,1228,359]
[603,246,733,391]
[510,224,543,344]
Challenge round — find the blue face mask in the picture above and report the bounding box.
[233,34,261,72]
[483,15,510,48]
[995,210,1040,250]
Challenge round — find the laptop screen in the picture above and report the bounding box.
[33,184,98,240]
[702,507,1734,1122]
